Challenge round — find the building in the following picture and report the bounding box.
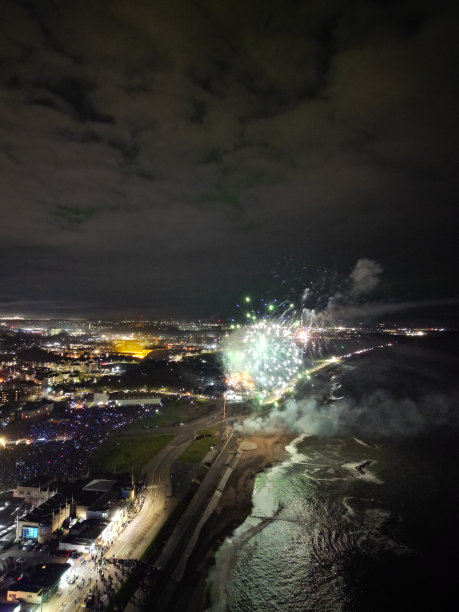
[108,391,162,407]
[18,399,54,419]
[58,519,111,553]
[13,476,133,544]
[58,477,132,521]
[57,478,132,552]
[41,371,69,386]
[0,381,42,406]
[13,477,57,504]
[16,493,70,543]
[7,585,44,606]
[7,562,71,605]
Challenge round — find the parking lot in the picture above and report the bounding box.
[1,541,76,587]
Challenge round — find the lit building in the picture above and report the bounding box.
[7,563,71,605]
[18,399,54,419]
[16,493,70,543]
[108,391,162,407]
[13,477,57,504]
[0,381,42,406]
[112,339,150,359]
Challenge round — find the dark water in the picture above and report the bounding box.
[210,333,459,611]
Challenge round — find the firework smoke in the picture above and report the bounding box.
[348,258,383,297]
[299,258,384,330]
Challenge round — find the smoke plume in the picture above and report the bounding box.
[348,258,383,297]
[236,390,459,438]
[300,258,384,326]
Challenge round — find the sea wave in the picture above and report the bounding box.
[208,433,410,611]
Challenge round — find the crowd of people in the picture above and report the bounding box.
[69,555,148,610]
[88,487,147,559]
[61,486,149,610]
[0,404,156,490]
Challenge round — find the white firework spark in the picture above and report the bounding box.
[223,318,303,398]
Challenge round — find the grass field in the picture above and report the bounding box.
[89,433,174,476]
[118,398,217,434]
[197,425,221,436]
[179,426,220,463]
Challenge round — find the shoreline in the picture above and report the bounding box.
[173,432,296,611]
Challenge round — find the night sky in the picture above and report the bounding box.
[1,0,458,318]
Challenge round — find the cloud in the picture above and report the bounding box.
[0,0,458,314]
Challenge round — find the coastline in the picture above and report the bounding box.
[173,432,295,612]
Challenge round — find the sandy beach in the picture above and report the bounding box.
[173,432,295,611]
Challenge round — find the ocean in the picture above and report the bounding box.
[210,332,459,611]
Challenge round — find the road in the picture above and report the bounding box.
[40,407,224,612]
[111,433,190,560]
[155,430,235,570]
[131,430,238,611]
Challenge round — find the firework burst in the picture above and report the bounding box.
[223,300,304,399]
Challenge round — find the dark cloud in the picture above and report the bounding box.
[33,76,114,124]
[0,0,458,317]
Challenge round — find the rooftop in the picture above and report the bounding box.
[21,493,69,526]
[83,479,116,493]
[57,476,124,511]
[10,562,71,592]
[16,476,56,490]
[21,400,53,412]
[60,519,108,547]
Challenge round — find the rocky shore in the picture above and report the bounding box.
[173,432,295,611]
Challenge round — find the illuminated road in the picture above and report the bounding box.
[114,409,226,562]
[125,431,238,611]
[41,409,224,612]
[111,434,191,560]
